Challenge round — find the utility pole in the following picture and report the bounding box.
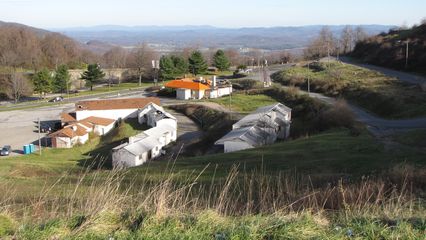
[38,118,42,155]
[307,62,311,94]
[229,91,232,121]
[405,41,409,69]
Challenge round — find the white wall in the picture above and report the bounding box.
[93,122,115,136]
[78,134,89,145]
[57,137,72,148]
[224,141,254,153]
[176,89,191,100]
[194,90,205,99]
[217,86,232,97]
[76,109,139,121]
[157,119,177,130]
[113,149,137,168]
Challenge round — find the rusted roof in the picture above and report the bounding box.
[49,124,88,138]
[75,97,161,111]
[61,112,76,123]
[165,79,210,91]
[80,116,115,126]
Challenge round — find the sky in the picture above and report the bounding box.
[0,0,425,28]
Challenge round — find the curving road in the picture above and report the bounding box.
[248,63,426,135]
[340,57,426,85]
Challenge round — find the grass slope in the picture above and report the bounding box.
[272,61,426,118]
[137,129,424,183]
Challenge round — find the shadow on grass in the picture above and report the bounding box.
[77,118,148,170]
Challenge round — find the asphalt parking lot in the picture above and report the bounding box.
[0,90,194,157]
[0,104,74,156]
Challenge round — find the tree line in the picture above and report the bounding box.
[303,26,369,59]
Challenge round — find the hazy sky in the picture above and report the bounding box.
[0,0,424,28]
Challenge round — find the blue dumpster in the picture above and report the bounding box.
[29,144,35,153]
[23,145,30,155]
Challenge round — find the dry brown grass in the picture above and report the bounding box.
[0,162,422,235]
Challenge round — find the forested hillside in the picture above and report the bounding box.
[0,21,97,69]
[351,22,426,74]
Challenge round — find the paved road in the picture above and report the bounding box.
[0,87,148,111]
[340,57,426,85]
[253,64,426,135]
[306,91,426,135]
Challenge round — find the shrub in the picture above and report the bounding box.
[232,79,258,90]
[157,88,176,97]
[318,99,355,130]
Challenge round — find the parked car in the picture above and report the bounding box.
[48,96,64,102]
[0,145,11,156]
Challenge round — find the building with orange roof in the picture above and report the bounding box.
[165,76,232,100]
[49,123,89,148]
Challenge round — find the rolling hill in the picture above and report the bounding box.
[54,25,394,50]
[351,23,426,74]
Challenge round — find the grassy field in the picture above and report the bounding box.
[207,93,277,113]
[271,61,426,118]
[0,89,425,238]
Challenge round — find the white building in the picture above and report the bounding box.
[78,116,116,136]
[138,102,177,129]
[165,77,232,100]
[75,97,161,121]
[112,106,177,168]
[215,103,292,153]
[50,116,116,148]
[49,124,89,148]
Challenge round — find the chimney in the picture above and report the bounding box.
[212,76,217,88]
[129,137,134,144]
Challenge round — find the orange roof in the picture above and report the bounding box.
[49,124,88,138]
[76,97,161,111]
[165,79,210,91]
[80,116,115,126]
[61,112,76,123]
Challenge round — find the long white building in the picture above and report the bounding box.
[215,103,292,153]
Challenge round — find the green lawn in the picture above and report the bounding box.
[134,129,425,183]
[206,93,277,113]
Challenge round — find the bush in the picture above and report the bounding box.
[318,99,355,130]
[232,79,258,90]
[157,88,176,97]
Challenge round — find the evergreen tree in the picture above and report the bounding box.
[188,51,208,75]
[171,55,188,76]
[159,56,175,80]
[32,68,52,98]
[53,64,70,93]
[80,64,105,91]
[213,49,230,71]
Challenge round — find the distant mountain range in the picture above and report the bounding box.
[54,25,395,51]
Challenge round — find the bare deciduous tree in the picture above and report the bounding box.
[126,44,157,86]
[304,27,337,60]
[103,46,127,68]
[1,72,33,103]
[340,26,354,54]
[354,26,369,44]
